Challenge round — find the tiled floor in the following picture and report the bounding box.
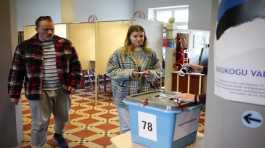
[20,89,205,148]
[20,90,119,148]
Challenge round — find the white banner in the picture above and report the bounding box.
[214,18,265,106]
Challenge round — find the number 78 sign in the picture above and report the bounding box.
[138,111,157,141]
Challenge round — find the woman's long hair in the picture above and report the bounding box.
[122,25,151,55]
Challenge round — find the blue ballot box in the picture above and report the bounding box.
[123,91,202,148]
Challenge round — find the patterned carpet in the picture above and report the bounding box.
[20,89,205,148]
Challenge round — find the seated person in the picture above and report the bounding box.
[183,44,209,75]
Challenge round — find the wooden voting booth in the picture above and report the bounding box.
[163,29,209,94]
[171,72,206,95]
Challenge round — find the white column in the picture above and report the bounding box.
[0,0,22,147]
[164,48,175,91]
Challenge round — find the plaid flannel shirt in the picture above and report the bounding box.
[8,34,81,100]
[106,48,161,106]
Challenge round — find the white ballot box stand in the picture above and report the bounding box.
[111,131,204,148]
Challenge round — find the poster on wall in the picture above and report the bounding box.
[214,0,265,106]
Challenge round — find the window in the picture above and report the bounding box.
[174,9,189,23]
[148,5,189,29]
[156,10,172,24]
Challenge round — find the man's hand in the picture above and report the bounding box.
[67,86,75,94]
[10,98,19,105]
[186,64,204,73]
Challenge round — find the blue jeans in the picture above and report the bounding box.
[29,88,70,147]
[117,105,130,133]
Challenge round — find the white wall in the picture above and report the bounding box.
[0,0,20,147]
[134,0,212,30]
[16,0,61,31]
[74,0,134,22]
[16,0,212,30]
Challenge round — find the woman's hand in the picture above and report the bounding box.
[132,70,150,79]
[132,70,141,79]
[142,70,150,78]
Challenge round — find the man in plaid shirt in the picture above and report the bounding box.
[8,16,81,148]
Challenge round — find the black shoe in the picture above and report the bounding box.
[53,133,69,148]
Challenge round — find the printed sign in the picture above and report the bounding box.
[138,111,157,141]
[174,108,200,140]
[214,0,265,106]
